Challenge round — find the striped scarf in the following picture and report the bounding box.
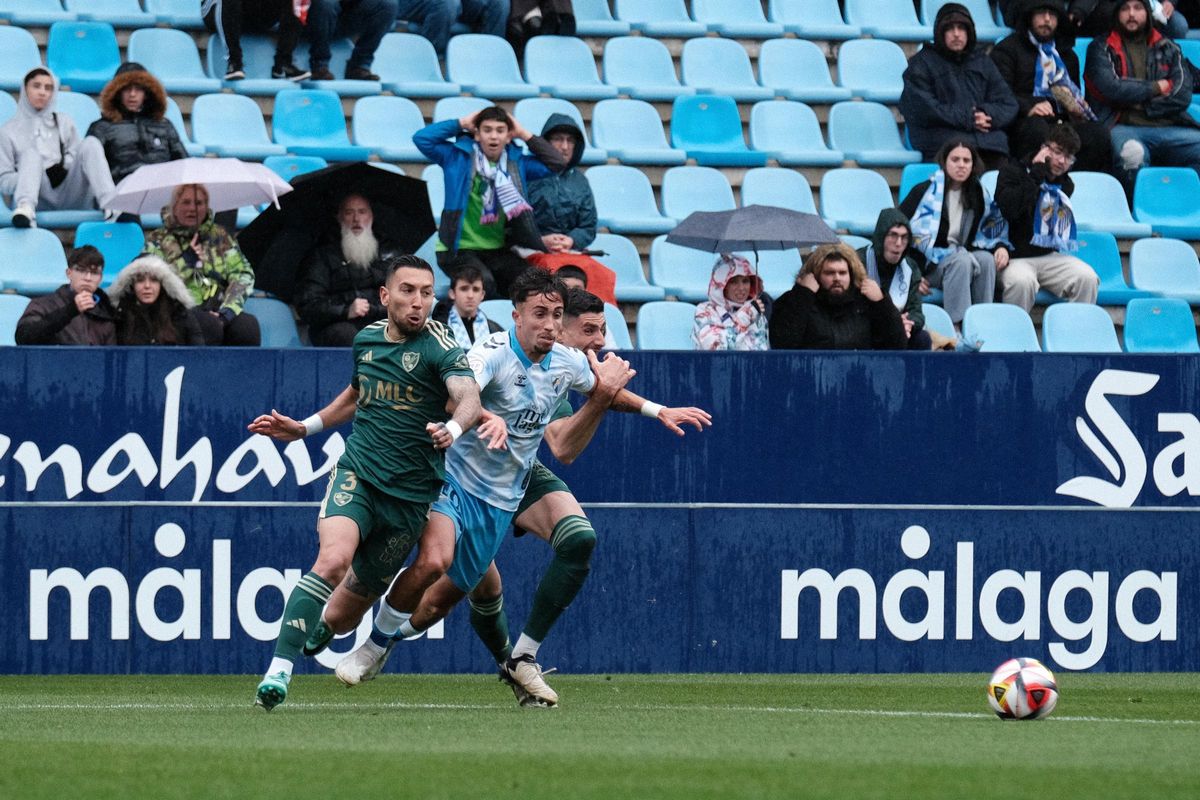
[1031,33,1096,121]
[447,305,491,350]
[910,169,1010,265]
[473,145,532,225]
[1031,181,1078,252]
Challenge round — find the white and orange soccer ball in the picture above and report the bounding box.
[987,658,1059,720]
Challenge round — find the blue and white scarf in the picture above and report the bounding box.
[863,246,912,310]
[1031,181,1078,252]
[909,169,1010,265]
[472,145,532,225]
[1031,33,1097,121]
[447,305,491,350]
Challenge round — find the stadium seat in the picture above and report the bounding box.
[670,95,769,168]
[244,297,303,348]
[660,166,736,224]
[512,98,609,166]
[272,90,373,162]
[1073,230,1151,305]
[753,249,803,297]
[1069,171,1153,237]
[740,167,819,215]
[962,304,1041,352]
[691,0,784,38]
[54,91,102,136]
[757,39,852,104]
[840,234,871,249]
[0,27,44,91]
[262,154,328,182]
[1130,237,1200,304]
[73,221,145,288]
[47,21,120,94]
[899,163,939,200]
[1123,297,1200,352]
[205,34,302,95]
[767,0,862,39]
[191,94,287,159]
[921,302,955,339]
[145,0,205,28]
[748,101,844,167]
[843,0,932,40]
[0,228,70,294]
[614,0,708,38]
[0,294,31,346]
[649,235,712,302]
[591,99,686,166]
[590,232,667,301]
[837,39,908,102]
[352,96,428,162]
[602,37,694,102]
[1040,303,1120,353]
[635,301,700,349]
[480,299,516,329]
[587,166,675,235]
[0,0,73,27]
[64,0,153,26]
[604,303,634,349]
[828,101,923,167]
[920,0,1009,40]
[164,96,204,157]
[432,96,493,123]
[819,169,895,235]
[0,92,16,127]
[573,0,632,36]
[446,34,539,98]
[127,29,221,95]
[680,38,774,102]
[524,36,618,100]
[1133,167,1200,238]
[422,164,445,221]
[373,32,461,98]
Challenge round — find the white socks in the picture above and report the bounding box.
[511,634,541,661]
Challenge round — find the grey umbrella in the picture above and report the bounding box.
[665,204,839,256]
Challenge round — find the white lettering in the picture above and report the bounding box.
[1115,571,1177,643]
[978,570,1041,641]
[159,367,213,502]
[781,568,876,640]
[212,540,231,640]
[14,441,83,497]
[954,541,974,640]
[1047,570,1109,670]
[87,432,158,493]
[1151,414,1200,498]
[216,436,288,493]
[29,567,129,640]
[0,433,9,489]
[284,435,345,485]
[236,567,302,641]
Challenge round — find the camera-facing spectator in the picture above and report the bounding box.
[14,245,116,345]
[857,209,934,350]
[692,253,770,352]
[110,254,205,346]
[432,265,505,349]
[87,63,188,186]
[528,113,596,255]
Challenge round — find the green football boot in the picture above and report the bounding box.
[302,620,335,657]
[254,671,290,712]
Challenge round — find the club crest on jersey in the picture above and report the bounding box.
[333,491,353,507]
[552,375,565,392]
[402,352,421,372]
[515,373,528,387]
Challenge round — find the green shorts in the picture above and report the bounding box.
[319,465,430,596]
[513,460,573,536]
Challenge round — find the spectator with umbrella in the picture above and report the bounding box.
[691,253,770,351]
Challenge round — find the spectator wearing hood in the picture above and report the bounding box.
[110,254,205,346]
[691,253,770,351]
[0,68,118,229]
[14,245,116,346]
[87,62,188,186]
[991,0,1113,172]
[856,208,934,350]
[901,3,1020,169]
[528,113,597,254]
[1046,0,1189,37]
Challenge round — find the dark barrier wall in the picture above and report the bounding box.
[1,349,1197,674]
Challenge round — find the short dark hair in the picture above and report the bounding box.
[556,265,588,287]
[451,265,485,290]
[68,244,104,271]
[385,253,434,279]
[473,106,512,130]
[23,67,52,87]
[510,266,567,306]
[934,138,984,180]
[564,287,604,319]
[1045,122,1081,157]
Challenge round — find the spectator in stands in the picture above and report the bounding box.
[692,253,770,351]
[0,68,118,229]
[508,1,575,59]
[307,0,399,81]
[768,243,907,351]
[14,245,116,346]
[202,0,311,82]
[556,264,588,291]
[396,0,509,55]
[1056,0,1188,37]
[856,208,933,350]
[432,265,504,349]
[1085,0,1200,187]
[88,63,188,186]
[529,114,596,255]
[144,183,261,346]
[991,0,1113,172]
[900,3,1020,169]
[994,122,1100,310]
[414,106,565,298]
[110,254,205,346]
[899,139,1008,329]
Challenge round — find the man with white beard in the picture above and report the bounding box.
[296,194,403,346]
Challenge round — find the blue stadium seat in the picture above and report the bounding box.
[352,96,428,162]
[837,39,908,102]
[128,29,221,95]
[753,249,803,298]
[191,94,287,159]
[660,166,736,224]
[73,221,145,288]
[962,304,1041,352]
[0,92,16,127]
[749,101,844,167]
[63,0,154,27]
[614,0,708,38]
[680,38,774,102]
[757,39,852,103]
[649,235,712,301]
[980,169,998,196]
[53,91,101,135]
[767,0,861,39]
[422,164,445,221]
[602,36,694,102]
[0,228,70,294]
[573,0,632,36]
[292,38,383,97]
[524,36,618,100]
[670,95,769,168]
[635,300,700,349]
[263,154,329,181]
[590,232,666,301]
[828,101,922,167]
[820,169,895,235]
[1130,237,1200,304]
[480,299,516,329]
[145,0,205,28]
[205,34,300,95]
[840,234,871,249]
[446,34,539,98]
[512,97,609,166]
[1123,297,1200,352]
[691,0,784,38]
[921,302,955,339]
[0,0,73,27]
[604,303,634,349]
[740,167,819,215]
[272,90,373,162]
[244,297,303,348]
[0,294,31,346]
[0,27,44,91]
[920,0,1009,40]
[1069,171,1153,238]
[47,21,120,94]
[843,0,932,40]
[591,98,686,165]
[432,96,493,123]
[1040,303,1120,352]
[1073,230,1152,305]
[373,33,461,98]
[587,166,675,235]
[899,163,939,200]
[1133,167,1200,239]
[164,96,204,157]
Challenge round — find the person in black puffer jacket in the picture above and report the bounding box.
[86,62,188,185]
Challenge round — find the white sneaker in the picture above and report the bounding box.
[334,639,393,686]
[500,654,558,707]
[12,203,35,228]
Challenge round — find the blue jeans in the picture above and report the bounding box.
[1110,124,1200,180]
[307,0,399,71]
[454,0,508,38]
[396,0,455,52]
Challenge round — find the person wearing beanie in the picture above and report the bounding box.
[86,62,188,186]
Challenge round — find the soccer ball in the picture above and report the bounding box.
[987,657,1059,720]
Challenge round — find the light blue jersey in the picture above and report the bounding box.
[447,329,596,512]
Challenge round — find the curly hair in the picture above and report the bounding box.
[800,242,867,287]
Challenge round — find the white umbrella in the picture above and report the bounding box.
[109,157,293,215]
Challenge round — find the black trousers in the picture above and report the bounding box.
[192,309,261,346]
[204,0,301,65]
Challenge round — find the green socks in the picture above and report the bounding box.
[272,571,333,663]
[523,515,596,643]
[469,593,512,664]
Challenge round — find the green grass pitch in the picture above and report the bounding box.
[2,673,1197,799]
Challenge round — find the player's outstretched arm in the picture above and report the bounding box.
[426,375,482,450]
[247,384,359,441]
[608,388,713,436]
[545,351,634,464]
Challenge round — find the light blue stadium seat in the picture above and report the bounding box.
[768,0,862,39]
[1133,167,1200,239]
[1123,297,1200,352]
[0,294,31,346]
[191,94,287,159]
[64,0,153,27]
[602,36,694,102]
[0,0,73,27]
[512,97,609,165]
[840,234,871,249]
[820,169,895,235]
[352,96,428,162]
[1073,230,1151,305]
[145,0,205,28]
[1130,237,1200,304]
[54,91,101,135]
[164,96,204,157]
[757,39,852,104]
[263,154,329,181]
[0,27,44,91]
[828,101,923,167]
[740,167,819,215]
[660,166,736,224]
[74,221,145,288]
[962,304,1041,352]
[587,166,675,235]
[921,302,955,339]
[422,164,445,221]
[680,38,775,102]
[921,0,1009,40]
[614,0,708,38]
[591,99,686,165]
[752,249,803,298]
[980,169,998,196]
[0,228,70,294]
[480,299,516,330]
[244,297,303,348]
[1070,171,1153,237]
[446,34,539,98]
[128,29,221,95]
[205,34,300,95]
[47,22,120,94]
[899,163,939,200]
[748,101,844,167]
[604,303,634,349]
[635,300,700,349]
[273,90,373,162]
[649,235,712,302]
[844,0,932,40]
[574,0,632,36]
[373,32,461,98]
[292,38,383,97]
[0,93,16,127]
[1040,303,1120,352]
[670,95,769,168]
[691,0,784,38]
[590,232,666,302]
[524,36,618,100]
[837,39,908,102]
[432,96,493,123]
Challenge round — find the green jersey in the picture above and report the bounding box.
[340,318,473,503]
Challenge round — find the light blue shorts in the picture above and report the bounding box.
[432,471,515,593]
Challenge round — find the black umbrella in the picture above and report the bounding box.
[665,204,839,257]
[237,162,435,301]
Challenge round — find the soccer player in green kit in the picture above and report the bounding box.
[246,254,481,711]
